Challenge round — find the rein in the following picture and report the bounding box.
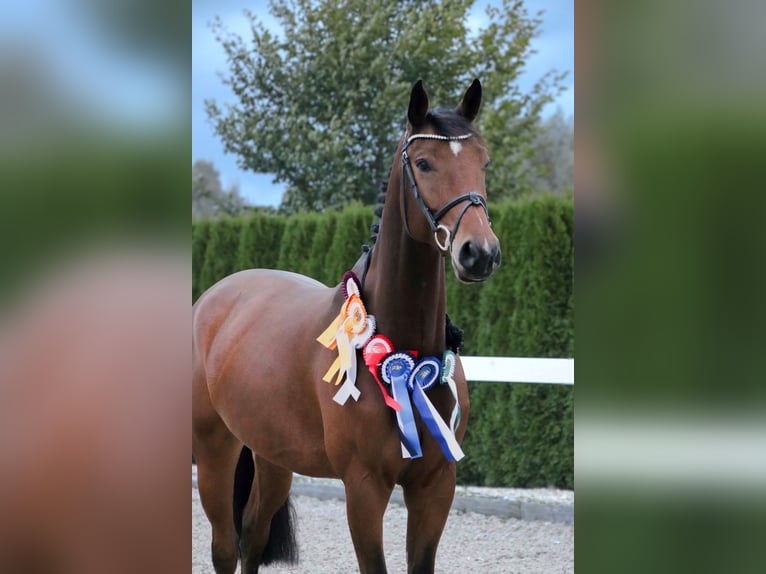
[401,133,491,251]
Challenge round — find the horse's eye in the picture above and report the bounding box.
[415,158,432,172]
[484,160,491,170]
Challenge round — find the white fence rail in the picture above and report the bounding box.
[461,356,574,385]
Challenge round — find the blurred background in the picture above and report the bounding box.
[0,0,188,572]
[0,0,188,303]
[2,0,766,571]
[577,0,766,572]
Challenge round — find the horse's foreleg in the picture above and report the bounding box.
[344,470,394,574]
[239,456,296,573]
[401,464,456,574]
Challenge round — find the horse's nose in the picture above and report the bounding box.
[458,240,501,278]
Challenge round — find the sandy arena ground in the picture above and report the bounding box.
[192,487,573,573]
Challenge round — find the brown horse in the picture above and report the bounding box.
[192,79,501,573]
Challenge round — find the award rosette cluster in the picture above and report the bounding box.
[316,272,376,405]
[317,271,464,462]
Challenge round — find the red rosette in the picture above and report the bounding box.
[363,334,393,359]
[363,335,401,411]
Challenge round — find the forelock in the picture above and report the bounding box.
[424,108,479,138]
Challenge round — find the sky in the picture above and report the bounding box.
[192,0,574,207]
[0,1,181,130]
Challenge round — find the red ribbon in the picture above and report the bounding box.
[363,336,402,412]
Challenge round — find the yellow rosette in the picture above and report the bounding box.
[317,291,376,405]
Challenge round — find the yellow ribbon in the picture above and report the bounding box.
[317,294,370,385]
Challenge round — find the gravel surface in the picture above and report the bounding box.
[192,486,574,573]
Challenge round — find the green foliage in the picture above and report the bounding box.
[305,211,339,285]
[276,212,322,276]
[236,213,285,271]
[522,108,574,196]
[205,0,566,212]
[192,159,248,218]
[192,219,212,303]
[199,216,244,295]
[453,196,574,488]
[324,206,374,284]
[193,199,573,488]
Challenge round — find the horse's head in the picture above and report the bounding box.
[401,79,501,283]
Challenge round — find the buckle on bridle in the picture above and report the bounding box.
[434,224,452,252]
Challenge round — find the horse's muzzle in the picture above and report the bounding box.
[455,239,501,282]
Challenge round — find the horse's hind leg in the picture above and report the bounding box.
[193,373,243,574]
[239,455,296,574]
[195,431,242,574]
[401,464,456,574]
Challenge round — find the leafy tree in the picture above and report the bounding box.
[521,108,574,196]
[206,0,566,213]
[192,159,248,218]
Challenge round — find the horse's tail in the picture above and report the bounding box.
[232,445,254,539]
[260,495,298,565]
[232,446,299,566]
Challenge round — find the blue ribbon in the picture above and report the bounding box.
[410,357,465,462]
[380,353,422,459]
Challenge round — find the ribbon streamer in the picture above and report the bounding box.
[333,305,375,403]
[380,353,422,459]
[440,350,461,433]
[317,274,376,405]
[363,336,402,411]
[409,356,465,462]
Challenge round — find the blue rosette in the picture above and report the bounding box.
[379,352,422,459]
[409,356,465,462]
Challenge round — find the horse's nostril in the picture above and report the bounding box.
[493,246,502,269]
[459,241,480,271]
[459,240,501,278]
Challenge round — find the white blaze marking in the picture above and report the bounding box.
[483,238,490,252]
[449,141,462,156]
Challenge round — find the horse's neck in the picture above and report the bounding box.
[362,164,446,356]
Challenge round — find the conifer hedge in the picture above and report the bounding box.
[192,196,573,488]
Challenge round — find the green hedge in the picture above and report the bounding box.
[449,197,574,488]
[192,196,573,488]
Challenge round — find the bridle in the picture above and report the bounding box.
[400,133,491,252]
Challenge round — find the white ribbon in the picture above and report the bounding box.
[441,351,461,433]
[332,316,376,405]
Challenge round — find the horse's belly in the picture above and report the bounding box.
[211,365,337,477]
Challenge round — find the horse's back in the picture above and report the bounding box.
[193,268,332,366]
[195,268,328,311]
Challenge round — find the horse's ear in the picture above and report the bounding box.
[456,78,482,122]
[408,80,429,129]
